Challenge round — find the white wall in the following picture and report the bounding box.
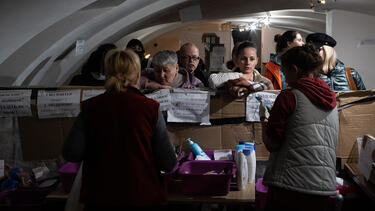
[327,10,375,89]
[261,27,285,63]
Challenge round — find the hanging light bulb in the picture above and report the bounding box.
[250,24,257,31]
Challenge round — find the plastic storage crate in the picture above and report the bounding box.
[177,160,234,195]
[58,162,81,193]
[187,149,235,161]
[162,151,185,193]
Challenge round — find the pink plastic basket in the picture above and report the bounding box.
[256,178,268,210]
[178,160,234,195]
[58,162,81,193]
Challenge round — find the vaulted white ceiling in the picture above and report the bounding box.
[0,0,374,86]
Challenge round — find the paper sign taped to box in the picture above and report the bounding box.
[246,91,278,122]
[82,89,105,101]
[37,90,81,119]
[0,90,32,117]
[167,88,210,124]
[145,89,171,111]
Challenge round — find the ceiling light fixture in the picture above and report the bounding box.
[234,15,271,31]
[309,0,326,9]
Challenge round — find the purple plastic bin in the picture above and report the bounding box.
[187,150,235,161]
[178,160,234,195]
[162,152,185,193]
[59,162,81,193]
[0,189,15,204]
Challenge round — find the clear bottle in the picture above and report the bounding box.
[235,144,248,190]
[243,143,256,183]
[187,138,210,160]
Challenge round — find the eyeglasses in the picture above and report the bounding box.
[181,55,200,62]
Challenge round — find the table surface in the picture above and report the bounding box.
[47,182,255,204]
[344,163,375,202]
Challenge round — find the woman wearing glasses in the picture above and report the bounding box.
[140,50,204,90]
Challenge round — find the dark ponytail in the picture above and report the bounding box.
[275,31,299,53]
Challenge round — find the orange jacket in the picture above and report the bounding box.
[265,61,282,90]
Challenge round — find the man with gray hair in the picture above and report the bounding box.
[140,50,203,90]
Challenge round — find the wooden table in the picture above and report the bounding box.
[47,182,255,205]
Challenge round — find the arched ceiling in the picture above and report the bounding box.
[0,0,374,86]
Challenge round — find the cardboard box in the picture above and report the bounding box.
[210,93,246,119]
[18,117,75,160]
[337,90,375,158]
[167,122,269,160]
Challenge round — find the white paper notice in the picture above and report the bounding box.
[210,46,226,69]
[167,88,210,124]
[358,136,375,180]
[82,89,105,101]
[145,89,171,111]
[0,90,32,117]
[246,91,278,122]
[37,90,81,118]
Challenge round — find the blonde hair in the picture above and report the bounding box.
[104,49,141,92]
[321,45,337,74]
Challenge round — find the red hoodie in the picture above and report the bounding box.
[266,77,336,145]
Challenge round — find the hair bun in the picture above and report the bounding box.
[274,34,282,42]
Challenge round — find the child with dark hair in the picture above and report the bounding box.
[264,31,304,90]
[262,43,338,211]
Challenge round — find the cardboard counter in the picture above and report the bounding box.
[12,88,375,163]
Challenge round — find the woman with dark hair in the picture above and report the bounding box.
[208,41,273,97]
[261,43,338,211]
[264,31,304,89]
[126,39,149,69]
[69,43,117,86]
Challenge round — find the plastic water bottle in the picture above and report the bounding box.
[187,138,210,160]
[235,144,248,190]
[243,143,256,183]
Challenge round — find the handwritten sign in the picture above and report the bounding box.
[145,89,172,111]
[167,88,210,124]
[246,91,278,122]
[82,89,105,101]
[37,90,81,118]
[0,90,32,117]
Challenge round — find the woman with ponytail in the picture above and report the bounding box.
[264,31,304,89]
[63,49,177,211]
[261,44,338,211]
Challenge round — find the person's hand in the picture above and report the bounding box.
[146,81,171,90]
[225,78,251,98]
[159,84,172,89]
[230,77,251,87]
[182,84,194,89]
[258,98,270,121]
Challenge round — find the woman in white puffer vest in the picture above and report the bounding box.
[208,41,273,97]
[261,43,339,211]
